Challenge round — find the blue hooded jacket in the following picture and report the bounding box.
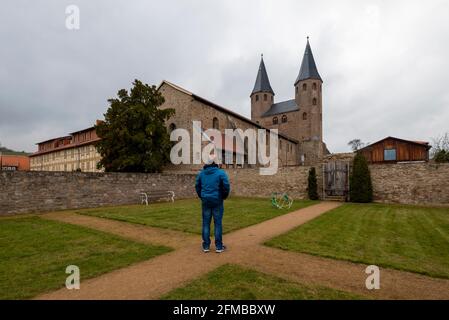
[195,164,231,207]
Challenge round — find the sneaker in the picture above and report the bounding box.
[215,245,227,253]
[203,247,210,253]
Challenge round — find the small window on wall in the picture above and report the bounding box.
[312,83,317,90]
[313,98,317,105]
[264,94,267,101]
[302,112,307,120]
[303,83,307,91]
[212,117,219,129]
[281,115,287,123]
[384,149,397,161]
[273,117,278,125]
[256,95,259,101]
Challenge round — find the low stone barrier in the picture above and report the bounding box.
[0,171,196,215]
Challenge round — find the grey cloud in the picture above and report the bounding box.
[1,0,448,153]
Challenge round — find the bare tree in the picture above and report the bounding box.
[348,139,366,152]
[430,132,449,157]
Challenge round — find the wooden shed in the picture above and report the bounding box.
[358,136,431,164]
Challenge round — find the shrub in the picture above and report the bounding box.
[434,149,449,163]
[349,153,373,203]
[308,167,319,200]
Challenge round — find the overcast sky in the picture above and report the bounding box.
[1,0,448,153]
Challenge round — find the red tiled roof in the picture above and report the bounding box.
[30,137,101,157]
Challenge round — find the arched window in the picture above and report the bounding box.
[312,98,317,105]
[273,117,278,125]
[302,83,307,91]
[312,83,317,90]
[281,115,287,123]
[264,94,267,101]
[169,123,176,132]
[212,117,219,129]
[302,112,307,120]
[255,94,259,101]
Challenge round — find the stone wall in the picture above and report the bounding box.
[369,162,449,205]
[0,171,196,215]
[226,162,449,206]
[1,162,448,215]
[226,166,319,199]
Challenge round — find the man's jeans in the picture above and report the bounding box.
[202,203,224,250]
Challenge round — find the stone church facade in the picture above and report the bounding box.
[160,38,328,168]
[158,80,299,170]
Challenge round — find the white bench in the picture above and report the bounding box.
[140,190,175,205]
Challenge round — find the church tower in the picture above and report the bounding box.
[250,55,274,124]
[294,37,323,143]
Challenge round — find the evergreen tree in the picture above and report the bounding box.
[308,167,319,200]
[95,80,175,172]
[349,153,373,203]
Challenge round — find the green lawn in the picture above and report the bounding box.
[266,203,449,279]
[0,217,171,299]
[77,197,316,234]
[162,264,364,300]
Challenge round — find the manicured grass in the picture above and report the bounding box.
[162,264,364,300]
[266,203,449,279]
[77,197,316,234]
[0,217,171,299]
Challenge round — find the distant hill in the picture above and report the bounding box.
[0,146,30,156]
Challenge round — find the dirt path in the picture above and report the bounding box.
[229,246,449,300]
[43,212,197,249]
[37,202,449,300]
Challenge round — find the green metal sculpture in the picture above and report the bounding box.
[271,192,293,209]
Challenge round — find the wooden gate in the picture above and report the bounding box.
[323,161,349,200]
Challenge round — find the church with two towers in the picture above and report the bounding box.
[157,37,328,168]
[250,37,329,164]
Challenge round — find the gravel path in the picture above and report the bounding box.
[43,211,197,249]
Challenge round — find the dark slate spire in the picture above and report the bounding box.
[251,54,275,96]
[295,37,322,84]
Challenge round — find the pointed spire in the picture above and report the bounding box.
[295,37,322,84]
[251,54,275,96]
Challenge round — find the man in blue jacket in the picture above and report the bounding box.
[195,155,230,253]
